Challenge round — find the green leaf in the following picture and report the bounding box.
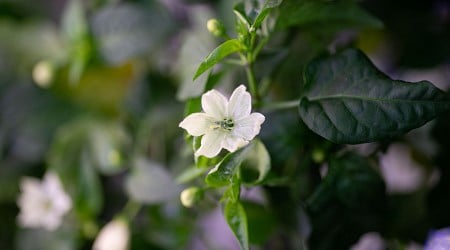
[277,1,383,30]
[252,0,283,30]
[48,120,103,218]
[193,39,243,80]
[205,147,248,187]
[205,140,270,187]
[224,201,249,250]
[299,48,450,144]
[125,158,179,204]
[240,140,271,185]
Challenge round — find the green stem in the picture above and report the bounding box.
[121,200,142,221]
[245,62,260,105]
[261,100,299,112]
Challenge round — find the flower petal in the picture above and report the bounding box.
[233,112,265,140]
[228,85,251,120]
[202,89,228,118]
[222,135,249,152]
[195,131,226,158]
[179,113,215,136]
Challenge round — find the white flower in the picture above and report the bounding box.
[93,218,130,250]
[179,85,265,158]
[379,143,426,194]
[17,171,72,231]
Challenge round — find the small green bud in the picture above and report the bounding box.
[180,187,203,208]
[206,19,226,37]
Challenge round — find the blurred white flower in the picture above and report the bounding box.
[350,232,385,250]
[179,85,265,158]
[93,218,130,250]
[17,171,72,231]
[379,143,426,194]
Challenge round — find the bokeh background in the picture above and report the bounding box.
[0,0,449,249]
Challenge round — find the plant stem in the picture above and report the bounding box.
[245,62,260,105]
[261,100,299,112]
[121,200,141,221]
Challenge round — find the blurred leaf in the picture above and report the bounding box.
[125,158,179,204]
[15,226,78,250]
[193,39,243,80]
[240,140,271,185]
[54,63,135,116]
[277,0,383,30]
[299,48,450,144]
[175,7,216,100]
[61,0,91,83]
[48,119,103,219]
[91,2,173,65]
[306,153,386,250]
[224,201,249,250]
[252,0,283,30]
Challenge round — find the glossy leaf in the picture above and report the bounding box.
[205,146,248,187]
[224,201,249,250]
[277,1,382,30]
[193,39,243,80]
[299,48,450,144]
[205,140,270,187]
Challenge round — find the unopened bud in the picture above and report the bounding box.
[180,187,202,208]
[207,19,226,37]
[32,60,54,88]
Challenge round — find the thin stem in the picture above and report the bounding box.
[245,62,260,105]
[261,100,299,112]
[121,200,142,221]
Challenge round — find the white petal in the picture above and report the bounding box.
[233,112,265,140]
[222,135,249,152]
[228,85,251,120]
[179,113,215,136]
[195,131,226,158]
[202,89,228,118]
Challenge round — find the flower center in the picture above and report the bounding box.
[213,118,234,131]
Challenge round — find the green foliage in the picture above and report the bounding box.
[193,39,243,80]
[277,0,383,30]
[299,48,450,144]
[224,201,249,250]
[3,0,450,249]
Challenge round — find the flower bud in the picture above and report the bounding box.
[207,19,226,37]
[93,218,129,250]
[180,187,203,208]
[32,60,54,88]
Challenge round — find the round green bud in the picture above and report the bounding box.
[180,187,202,208]
[206,19,226,37]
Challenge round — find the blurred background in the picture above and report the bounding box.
[0,0,449,249]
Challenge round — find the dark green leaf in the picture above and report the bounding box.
[277,1,383,30]
[224,201,249,250]
[193,39,243,80]
[299,48,450,144]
